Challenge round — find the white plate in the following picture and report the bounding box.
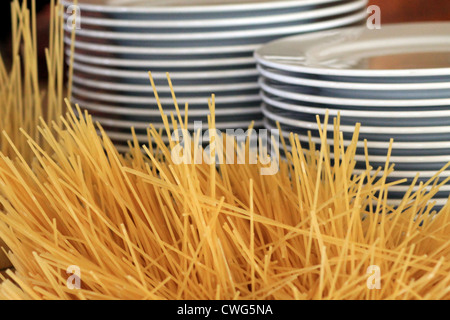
[255,22,450,77]
[264,119,450,150]
[283,143,450,164]
[262,104,450,134]
[103,129,263,143]
[63,0,366,28]
[387,184,450,192]
[353,169,450,178]
[275,154,450,179]
[257,65,450,91]
[261,92,450,119]
[260,78,450,107]
[72,96,262,117]
[88,114,263,129]
[72,86,261,105]
[103,130,170,143]
[114,143,170,155]
[71,75,259,93]
[65,10,366,41]
[62,0,342,13]
[384,198,448,206]
[64,37,260,55]
[71,61,259,79]
[66,49,256,68]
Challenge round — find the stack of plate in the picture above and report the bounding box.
[255,22,450,206]
[62,0,368,152]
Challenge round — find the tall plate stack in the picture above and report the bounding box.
[62,0,367,152]
[255,22,450,206]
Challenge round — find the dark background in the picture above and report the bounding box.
[0,1,49,42]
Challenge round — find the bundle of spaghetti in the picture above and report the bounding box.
[0,0,68,269]
[0,0,65,163]
[0,0,449,301]
[0,74,449,299]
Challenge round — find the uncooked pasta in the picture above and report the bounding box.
[0,0,449,300]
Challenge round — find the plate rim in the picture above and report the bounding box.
[284,143,450,163]
[263,119,450,149]
[65,10,367,41]
[71,74,260,93]
[261,91,450,119]
[262,103,450,134]
[72,85,261,104]
[72,96,263,117]
[260,78,450,107]
[254,22,450,77]
[88,113,263,129]
[353,168,450,178]
[66,49,256,67]
[257,64,450,91]
[71,61,259,79]
[62,0,342,14]
[64,36,259,55]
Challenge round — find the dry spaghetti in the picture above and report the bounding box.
[0,0,449,300]
[0,0,68,269]
[0,85,449,299]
